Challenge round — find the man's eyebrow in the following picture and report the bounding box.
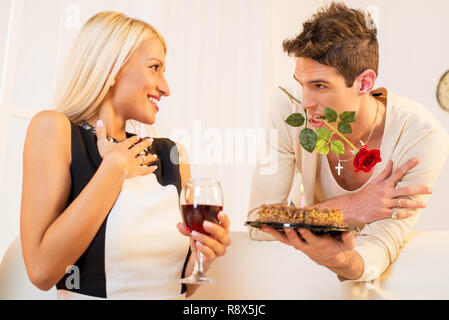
[308,79,329,84]
[293,74,329,85]
[293,74,301,84]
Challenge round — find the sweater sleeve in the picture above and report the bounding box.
[345,128,449,282]
[247,86,301,240]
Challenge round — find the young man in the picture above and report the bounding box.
[248,3,449,283]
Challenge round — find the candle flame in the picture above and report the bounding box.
[300,184,305,208]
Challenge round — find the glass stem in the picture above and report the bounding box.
[198,250,204,274]
[193,256,199,272]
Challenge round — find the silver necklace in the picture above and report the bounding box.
[80,121,120,143]
[334,99,380,175]
[80,120,150,156]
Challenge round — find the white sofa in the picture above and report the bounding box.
[0,236,57,300]
[1,231,448,300]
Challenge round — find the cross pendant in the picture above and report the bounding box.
[335,161,343,176]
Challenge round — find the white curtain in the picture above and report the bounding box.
[1,0,449,260]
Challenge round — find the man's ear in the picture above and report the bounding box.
[355,69,377,94]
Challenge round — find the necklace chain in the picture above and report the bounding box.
[80,121,119,143]
[80,120,151,157]
[336,98,380,163]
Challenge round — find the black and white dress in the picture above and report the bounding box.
[56,121,191,299]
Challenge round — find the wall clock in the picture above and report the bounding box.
[437,70,449,111]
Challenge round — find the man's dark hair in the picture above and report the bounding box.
[283,2,379,87]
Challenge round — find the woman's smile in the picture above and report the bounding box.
[148,94,160,112]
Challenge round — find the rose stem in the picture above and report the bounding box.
[279,86,358,151]
[279,86,309,127]
[321,119,359,152]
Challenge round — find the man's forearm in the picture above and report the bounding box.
[306,193,356,221]
[328,250,364,281]
[307,193,351,210]
[307,196,365,280]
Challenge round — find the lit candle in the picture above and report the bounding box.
[300,184,305,208]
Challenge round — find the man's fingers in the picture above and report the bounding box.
[388,158,419,185]
[371,159,393,183]
[284,228,307,251]
[387,198,426,209]
[387,208,419,220]
[392,185,432,198]
[297,228,318,245]
[341,231,355,250]
[260,226,290,244]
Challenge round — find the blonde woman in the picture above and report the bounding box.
[20,11,231,299]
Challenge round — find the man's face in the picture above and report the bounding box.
[294,57,360,128]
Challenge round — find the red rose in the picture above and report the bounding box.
[353,145,382,173]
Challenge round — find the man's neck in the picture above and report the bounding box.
[341,94,386,152]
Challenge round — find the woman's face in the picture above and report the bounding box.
[110,37,170,125]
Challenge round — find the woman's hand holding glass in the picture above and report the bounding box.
[177,211,231,270]
[177,179,231,284]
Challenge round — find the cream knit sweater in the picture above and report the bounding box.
[248,81,449,282]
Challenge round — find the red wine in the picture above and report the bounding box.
[181,204,223,235]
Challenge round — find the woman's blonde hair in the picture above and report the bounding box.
[54,11,166,130]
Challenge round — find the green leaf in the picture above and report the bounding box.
[331,139,345,154]
[339,111,356,123]
[324,108,338,122]
[315,139,330,155]
[300,128,317,153]
[316,127,332,141]
[285,113,305,127]
[338,121,352,134]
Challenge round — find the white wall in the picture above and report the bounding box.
[268,0,449,233]
[1,0,449,261]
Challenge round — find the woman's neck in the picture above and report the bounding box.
[86,102,128,142]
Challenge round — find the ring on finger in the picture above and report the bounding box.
[392,209,398,220]
[398,199,401,208]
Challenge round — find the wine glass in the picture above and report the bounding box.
[179,178,223,284]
